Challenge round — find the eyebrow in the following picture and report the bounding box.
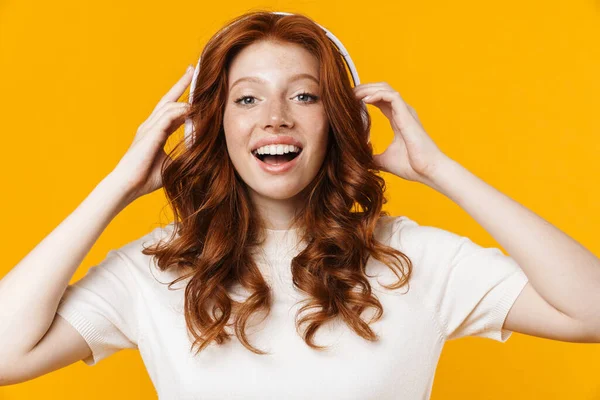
[229,73,320,91]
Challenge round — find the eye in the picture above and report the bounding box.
[233,92,319,107]
[295,92,319,103]
[234,95,257,106]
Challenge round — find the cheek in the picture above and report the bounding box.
[223,113,253,151]
[228,114,254,135]
[312,122,330,150]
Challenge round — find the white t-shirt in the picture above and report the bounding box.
[56,215,529,399]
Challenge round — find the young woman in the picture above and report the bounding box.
[1,10,598,399]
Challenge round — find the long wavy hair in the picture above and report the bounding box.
[142,9,413,356]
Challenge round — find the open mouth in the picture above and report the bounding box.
[252,149,303,165]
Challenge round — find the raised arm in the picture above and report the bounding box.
[0,65,196,385]
[0,174,134,385]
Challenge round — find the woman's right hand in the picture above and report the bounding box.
[111,65,195,201]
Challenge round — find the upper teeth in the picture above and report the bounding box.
[253,145,301,155]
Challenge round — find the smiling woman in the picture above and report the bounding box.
[138,11,403,362]
[2,8,547,400]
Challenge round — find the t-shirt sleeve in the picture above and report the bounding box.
[55,248,140,366]
[390,216,529,342]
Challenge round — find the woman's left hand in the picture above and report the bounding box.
[354,82,450,185]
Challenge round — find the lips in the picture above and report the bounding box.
[252,148,302,163]
[253,147,303,174]
[250,135,304,152]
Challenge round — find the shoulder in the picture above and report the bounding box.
[376,214,458,246]
[375,214,475,267]
[122,220,176,249]
[113,222,183,286]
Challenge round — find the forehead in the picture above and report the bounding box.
[227,40,319,87]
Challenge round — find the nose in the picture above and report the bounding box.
[262,95,294,130]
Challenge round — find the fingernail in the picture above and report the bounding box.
[186,65,193,74]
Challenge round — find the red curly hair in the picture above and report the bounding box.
[142,9,413,356]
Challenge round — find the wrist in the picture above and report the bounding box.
[419,154,457,192]
[100,171,139,207]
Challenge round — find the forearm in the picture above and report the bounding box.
[0,173,135,359]
[427,157,600,324]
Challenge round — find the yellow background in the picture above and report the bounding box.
[1,0,599,398]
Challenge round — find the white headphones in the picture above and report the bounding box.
[183,11,368,149]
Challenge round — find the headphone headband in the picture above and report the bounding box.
[184,11,367,149]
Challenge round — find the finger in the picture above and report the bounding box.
[362,89,415,124]
[359,88,395,103]
[353,82,387,93]
[146,106,191,145]
[154,66,195,112]
[158,103,192,131]
[147,102,191,132]
[136,102,190,143]
[354,87,390,104]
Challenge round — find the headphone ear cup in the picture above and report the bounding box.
[184,57,202,150]
[360,102,370,143]
[184,114,195,150]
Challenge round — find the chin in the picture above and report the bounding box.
[251,184,306,201]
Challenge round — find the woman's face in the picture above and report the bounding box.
[223,40,329,203]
